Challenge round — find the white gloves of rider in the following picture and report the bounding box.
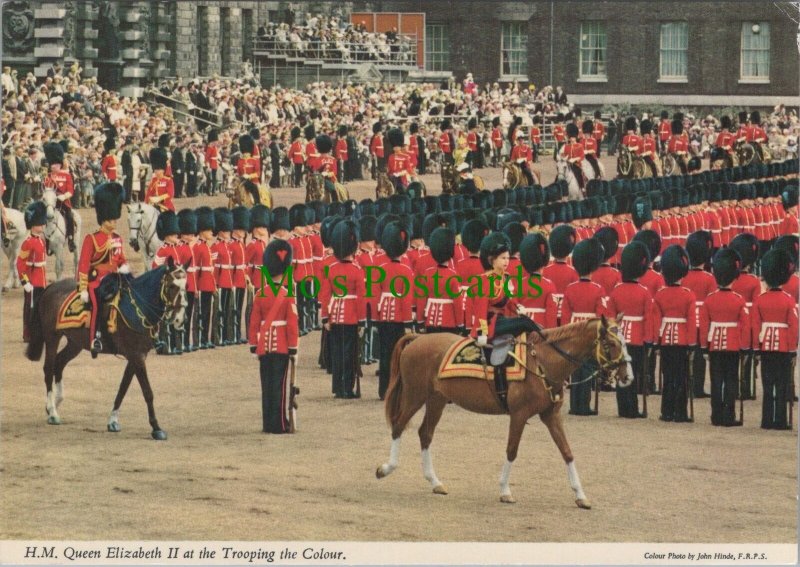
[23,282,33,293]
[118,264,131,275]
[57,193,69,202]
[476,335,488,347]
[80,290,90,304]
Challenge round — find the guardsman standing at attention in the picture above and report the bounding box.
[562,238,607,416]
[466,117,480,167]
[376,221,415,399]
[18,201,48,342]
[699,248,749,427]
[101,135,118,182]
[77,182,129,356]
[249,238,299,434]
[417,227,464,334]
[639,119,659,177]
[657,110,671,155]
[592,111,606,158]
[773,235,799,299]
[176,209,198,351]
[591,227,621,296]
[730,233,762,400]
[320,219,367,399]
[683,231,717,399]
[606,241,653,418]
[43,141,76,252]
[517,233,558,329]
[213,207,234,346]
[542,224,579,325]
[653,245,696,423]
[304,125,319,178]
[194,207,217,349]
[152,210,183,354]
[246,205,273,336]
[229,206,251,344]
[145,146,175,212]
[753,248,798,430]
[370,122,385,178]
[667,118,690,174]
[336,125,349,183]
[288,203,312,336]
[288,127,305,188]
[491,117,503,166]
[205,129,220,195]
[439,119,454,165]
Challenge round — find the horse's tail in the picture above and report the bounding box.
[384,333,419,428]
[25,293,45,361]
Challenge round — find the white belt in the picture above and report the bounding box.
[708,321,737,341]
[215,264,233,269]
[271,321,287,327]
[622,316,644,322]
[234,264,246,269]
[659,317,686,335]
[571,312,595,321]
[332,295,356,300]
[199,267,214,272]
[521,307,545,315]
[26,261,46,267]
[186,267,197,272]
[295,258,312,264]
[425,297,454,317]
[759,322,788,343]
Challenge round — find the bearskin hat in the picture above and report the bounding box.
[289,203,307,230]
[249,127,260,141]
[24,201,47,229]
[711,247,741,288]
[632,229,661,262]
[104,135,116,153]
[195,206,215,233]
[781,186,798,210]
[207,129,219,143]
[720,115,732,130]
[177,208,197,235]
[750,110,761,125]
[492,116,500,127]
[762,248,794,289]
[773,235,800,264]
[519,233,550,274]
[386,128,404,150]
[429,227,456,265]
[671,118,683,135]
[213,207,233,234]
[371,121,382,135]
[331,219,359,260]
[239,134,255,155]
[249,204,271,231]
[572,238,604,277]
[566,123,579,139]
[270,206,290,233]
[624,116,638,132]
[502,222,525,255]
[381,221,410,260]
[320,215,343,248]
[479,231,511,270]
[389,194,411,215]
[468,117,478,130]
[594,226,619,262]
[155,210,180,240]
[661,245,690,285]
[358,214,377,242]
[492,188,508,208]
[686,230,713,267]
[410,122,419,134]
[730,233,759,269]
[93,182,124,225]
[158,133,171,149]
[315,134,333,154]
[440,118,451,131]
[291,126,302,141]
[304,124,316,140]
[422,213,447,245]
[355,198,374,219]
[43,142,64,166]
[231,206,251,232]
[640,119,653,135]
[375,213,400,245]
[263,238,293,279]
[461,219,490,254]
[660,110,669,120]
[549,224,577,259]
[582,119,594,135]
[149,147,168,170]
[621,241,650,282]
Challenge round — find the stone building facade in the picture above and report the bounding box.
[2,1,798,105]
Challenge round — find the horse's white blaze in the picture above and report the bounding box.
[55,381,64,407]
[567,461,587,501]
[421,448,442,488]
[499,459,513,496]
[379,437,401,476]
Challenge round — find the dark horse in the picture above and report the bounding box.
[25,261,187,439]
[376,315,632,506]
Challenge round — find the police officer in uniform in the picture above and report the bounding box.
[249,239,299,434]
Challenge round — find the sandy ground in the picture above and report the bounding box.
[1,156,796,542]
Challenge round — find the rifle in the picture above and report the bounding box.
[738,352,745,424]
[288,355,298,433]
[688,347,695,421]
[641,346,649,418]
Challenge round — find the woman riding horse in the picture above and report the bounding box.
[471,232,539,409]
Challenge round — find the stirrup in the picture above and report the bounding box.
[91,336,103,356]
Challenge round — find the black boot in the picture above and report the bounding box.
[494,364,509,412]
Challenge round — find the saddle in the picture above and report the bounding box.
[437,335,527,382]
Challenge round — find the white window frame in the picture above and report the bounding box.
[739,21,770,84]
[658,22,688,83]
[500,22,528,81]
[425,23,449,72]
[578,21,607,82]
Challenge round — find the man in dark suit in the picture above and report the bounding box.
[171,137,185,198]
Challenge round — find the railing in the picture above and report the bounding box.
[252,35,418,67]
[144,88,232,129]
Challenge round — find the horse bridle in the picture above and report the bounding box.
[125,267,187,337]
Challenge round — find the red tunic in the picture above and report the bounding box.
[606,281,654,345]
[205,145,219,170]
[416,264,464,329]
[335,138,348,161]
[289,140,305,164]
[16,234,47,287]
[639,268,666,298]
[668,135,688,154]
[407,136,419,168]
[387,151,413,183]
[213,237,234,289]
[355,247,380,318]
[541,260,579,323]
[176,240,197,293]
[752,289,798,352]
[376,259,415,325]
[511,144,533,164]
[438,132,451,155]
[582,137,598,156]
[652,284,697,346]
[310,154,338,182]
[245,238,268,287]
[699,289,750,351]
[194,240,217,292]
[144,173,175,212]
[715,131,735,151]
[101,154,118,181]
[517,272,559,329]
[658,119,671,142]
[77,228,127,292]
[370,134,385,158]
[470,272,521,339]
[491,127,503,148]
[229,238,248,289]
[731,272,761,308]
[249,284,299,355]
[151,242,181,270]
[591,264,621,296]
[320,260,367,325]
[467,131,479,152]
[622,134,643,155]
[45,169,74,210]
[560,142,584,165]
[530,126,541,146]
[553,124,566,143]
[305,141,319,166]
[237,155,260,181]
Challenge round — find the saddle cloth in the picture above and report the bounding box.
[437,334,527,381]
[56,290,89,330]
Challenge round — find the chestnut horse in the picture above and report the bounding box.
[376,315,632,507]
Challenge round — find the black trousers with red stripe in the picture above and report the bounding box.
[259,353,290,433]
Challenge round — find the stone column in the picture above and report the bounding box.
[204,4,222,77]
[117,0,152,98]
[75,1,99,79]
[173,2,196,81]
[33,2,68,78]
[150,0,173,80]
[221,6,242,76]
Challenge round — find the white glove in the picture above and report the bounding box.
[476,335,488,347]
[118,264,131,275]
[23,282,33,293]
[80,290,89,304]
[57,193,69,202]
[517,304,527,316]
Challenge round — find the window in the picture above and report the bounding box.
[425,24,449,71]
[579,22,607,79]
[501,22,527,77]
[660,22,688,80]
[741,22,770,81]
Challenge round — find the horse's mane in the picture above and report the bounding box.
[129,264,167,298]
[538,319,597,344]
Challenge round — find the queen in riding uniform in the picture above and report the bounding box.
[77,182,130,356]
[470,232,538,409]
